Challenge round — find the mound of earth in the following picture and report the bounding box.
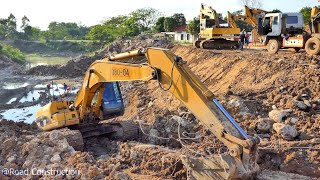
[0,55,23,72]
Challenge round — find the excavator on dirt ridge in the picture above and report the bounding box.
[193,3,241,49]
[35,48,260,179]
[227,6,268,44]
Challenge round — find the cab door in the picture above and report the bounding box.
[269,14,282,36]
[101,82,124,118]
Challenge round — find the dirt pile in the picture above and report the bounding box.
[27,34,173,78]
[115,45,320,177]
[0,119,185,179]
[0,55,23,73]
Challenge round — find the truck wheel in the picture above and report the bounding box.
[294,47,300,53]
[305,37,320,55]
[267,39,280,54]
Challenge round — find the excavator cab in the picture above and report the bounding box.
[101,82,124,118]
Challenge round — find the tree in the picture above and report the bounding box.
[5,13,17,39]
[164,17,175,32]
[23,25,32,40]
[241,0,263,8]
[271,9,282,13]
[187,17,200,35]
[45,22,89,40]
[300,7,312,24]
[86,24,112,42]
[154,16,165,32]
[122,17,140,36]
[30,27,41,40]
[47,22,69,40]
[130,8,160,32]
[21,15,30,31]
[20,15,32,40]
[103,15,129,38]
[172,13,186,26]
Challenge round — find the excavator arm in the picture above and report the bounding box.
[36,47,259,179]
[227,6,268,44]
[200,3,220,28]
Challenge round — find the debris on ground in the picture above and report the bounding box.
[1,44,320,179]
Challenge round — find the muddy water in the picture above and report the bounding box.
[25,55,71,69]
[1,104,41,123]
[2,82,29,89]
[0,82,80,123]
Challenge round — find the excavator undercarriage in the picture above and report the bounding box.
[194,39,240,49]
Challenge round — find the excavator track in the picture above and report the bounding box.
[199,39,239,49]
[193,40,202,48]
[66,120,139,150]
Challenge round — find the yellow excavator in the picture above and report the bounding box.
[227,6,268,44]
[305,2,320,55]
[194,4,241,49]
[35,48,259,179]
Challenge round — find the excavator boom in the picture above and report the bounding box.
[36,47,259,179]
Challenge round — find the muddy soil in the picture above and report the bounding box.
[1,40,319,179]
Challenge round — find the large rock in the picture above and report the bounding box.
[294,100,308,110]
[268,109,292,122]
[50,154,61,163]
[148,129,160,144]
[257,118,273,133]
[273,123,298,140]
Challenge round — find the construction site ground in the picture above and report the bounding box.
[0,35,319,179]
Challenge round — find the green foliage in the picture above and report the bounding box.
[154,17,165,32]
[11,39,103,55]
[271,9,282,13]
[21,15,30,31]
[130,8,160,32]
[0,13,17,39]
[187,17,200,35]
[164,17,176,32]
[86,25,112,42]
[0,43,25,63]
[30,27,41,40]
[87,8,159,41]
[172,13,186,26]
[155,13,186,32]
[300,7,312,24]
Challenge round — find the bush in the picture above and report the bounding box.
[0,43,25,64]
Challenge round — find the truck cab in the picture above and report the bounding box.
[258,12,306,53]
[260,13,304,37]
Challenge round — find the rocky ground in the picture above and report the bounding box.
[0,35,319,179]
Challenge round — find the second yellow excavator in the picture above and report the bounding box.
[227,6,268,44]
[194,4,241,49]
[35,47,260,179]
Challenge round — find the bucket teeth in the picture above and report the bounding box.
[181,154,258,180]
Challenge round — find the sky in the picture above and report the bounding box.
[0,0,317,30]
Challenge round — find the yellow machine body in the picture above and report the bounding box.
[35,101,79,131]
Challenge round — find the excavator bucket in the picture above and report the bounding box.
[181,153,258,180]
